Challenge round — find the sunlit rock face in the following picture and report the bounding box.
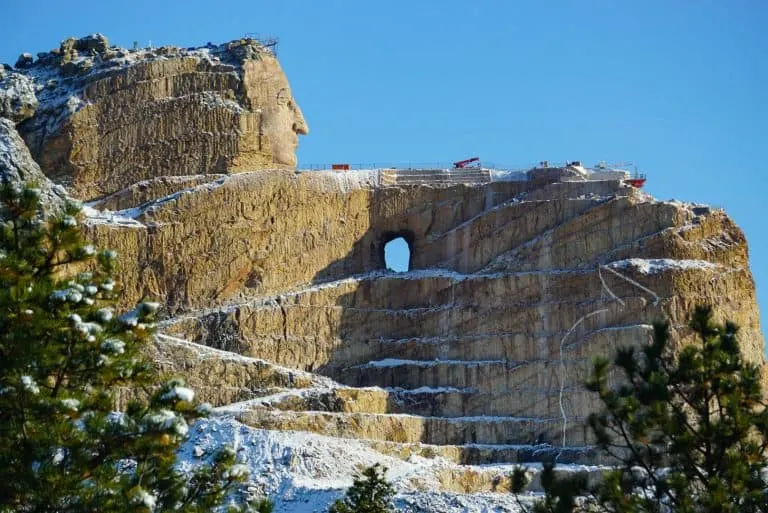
[9,35,307,200]
[1,34,765,486]
[0,118,65,213]
[238,57,308,170]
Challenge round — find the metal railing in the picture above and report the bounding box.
[300,161,622,173]
[299,162,638,187]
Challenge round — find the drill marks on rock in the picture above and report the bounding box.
[556,262,665,450]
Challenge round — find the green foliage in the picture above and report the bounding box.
[514,306,768,513]
[511,464,586,513]
[0,182,263,512]
[329,464,396,513]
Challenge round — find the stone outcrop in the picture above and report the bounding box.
[0,68,38,123]
[0,118,65,212]
[1,34,765,506]
[84,167,763,458]
[8,35,307,200]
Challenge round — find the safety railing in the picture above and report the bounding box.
[299,162,639,187]
[303,162,532,172]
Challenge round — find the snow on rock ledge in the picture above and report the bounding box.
[608,258,721,275]
[180,416,559,513]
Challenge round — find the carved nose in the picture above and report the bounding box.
[292,105,309,135]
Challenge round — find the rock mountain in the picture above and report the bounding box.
[1,34,764,511]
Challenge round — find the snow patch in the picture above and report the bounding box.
[298,169,382,193]
[357,358,506,369]
[489,169,527,182]
[178,416,608,512]
[608,258,720,275]
[161,386,195,403]
[82,205,144,227]
[21,375,39,394]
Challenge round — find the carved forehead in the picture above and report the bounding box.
[243,58,294,107]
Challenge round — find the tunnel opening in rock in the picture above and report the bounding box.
[383,235,412,272]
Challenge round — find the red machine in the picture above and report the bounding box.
[626,168,647,188]
[453,157,480,169]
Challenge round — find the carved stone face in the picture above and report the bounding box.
[242,55,309,168]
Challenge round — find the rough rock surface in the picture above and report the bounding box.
[0,69,38,122]
[2,34,765,512]
[0,118,65,211]
[84,165,763,451]
[8,35,307,200]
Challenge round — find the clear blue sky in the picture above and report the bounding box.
[2,1,766,338]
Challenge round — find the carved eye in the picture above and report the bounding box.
[276,88,289,106]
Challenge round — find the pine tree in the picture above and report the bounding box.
[0,182,265,512]
[328,464,396,513]
[512,306,768,512]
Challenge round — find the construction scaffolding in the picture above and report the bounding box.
[244,33,279,54]
[301,160,646,188]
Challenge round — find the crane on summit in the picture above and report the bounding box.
[453,157,480,169]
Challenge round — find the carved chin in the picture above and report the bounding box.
[274,150,297,168]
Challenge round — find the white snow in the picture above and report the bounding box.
[225,463,251,480]
[51,447,66,466]
[177,416,608,512]
[388,386,472,395]
[21,375,39,394]
[60,398,80,412]
[0,71,38,120]
[118,309,140,327]
[50,287,83,303]
[178,416,548,512]
[141,409,189,437]
[96,308,114,322]
[139,301,161,314]
[101,338,125,355]
[357,358,506,369]
[131,488,157,510]
[297,169,382,193]
[161,386,195,403]
[489,169,528,182]
[154,334,336,388]
[82,205,144,227]
[608,258,720,275]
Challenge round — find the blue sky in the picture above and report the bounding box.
[2,1,766,337]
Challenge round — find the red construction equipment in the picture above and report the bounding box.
[453,157,480,169]
[626,166,647,188]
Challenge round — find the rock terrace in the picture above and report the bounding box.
[1,34,764,509]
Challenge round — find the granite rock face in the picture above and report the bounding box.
[83,167,764,456]
[0,69,38,123]
[0,118,65,212]
[9,35,307,200]
[1,35,765,487]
